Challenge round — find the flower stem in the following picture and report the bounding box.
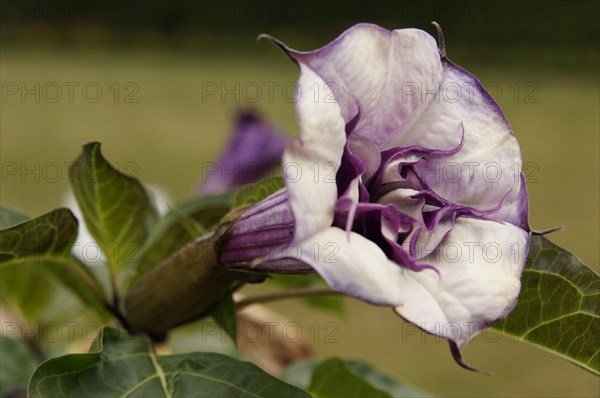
[235,287,344,309]
[106,302,135,336]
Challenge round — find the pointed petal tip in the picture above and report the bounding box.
[532,226,565,235]
[431,21,446,57]
[258,33,298,65]
[449,341,493,375]
[257,33,275,42]
[257,33,286,51]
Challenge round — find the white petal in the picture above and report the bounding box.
[283,142,337,243]
[277,219,527,348]
[291,227,437,308]
[275,24,527,228]
[283,64,347,242]
[294,64,346,164]
[378,188,424,225]
[395,217,529,347]
[399,64,526,227]
[291,24,444,151]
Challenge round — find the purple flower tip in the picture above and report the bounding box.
[199,110,287,195]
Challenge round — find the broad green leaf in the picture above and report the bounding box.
[29,327,309,398]
[0,208,107,322]
[0,208,77,262]
[167,317,238,358]
[281,358,431,398]
[0,337,39,397]
[493,235,600,375]
[209,292,238,343]
[0,208,108,317]
[133,194,232,281]
[0,205,49,319]
[70,142,151,272]
[232,177,285,209]
[0,206,29,229]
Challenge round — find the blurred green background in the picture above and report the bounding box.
[1,1,598,397]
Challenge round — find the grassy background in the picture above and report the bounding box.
[1,1,599,397]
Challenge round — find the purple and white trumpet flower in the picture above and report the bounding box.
[220,23,531,368]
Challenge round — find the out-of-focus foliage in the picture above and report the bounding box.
[281,358,432,397]
[0,208,108,317]
[2,1,597,53]
[0,337,39,397]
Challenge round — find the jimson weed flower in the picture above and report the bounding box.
[219,23,531,368]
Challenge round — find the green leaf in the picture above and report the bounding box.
[0,208,77,262]
[69,142,151,272]
[1,272,101,328]
[29,327,309,398]
[0,337,39,397]
[209,292,238,343]
[168,206,208,238]
[0,208,108,317]
[0,206,48,320]
[0,206,29,229]
[145,189,164,231]
[279,361,316,392]
[133,194,232,281]
[493,235,600,375]
[0,264,54,320]
[232,177,285,209]
[281,358,432,398]
[309,359,391,398]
